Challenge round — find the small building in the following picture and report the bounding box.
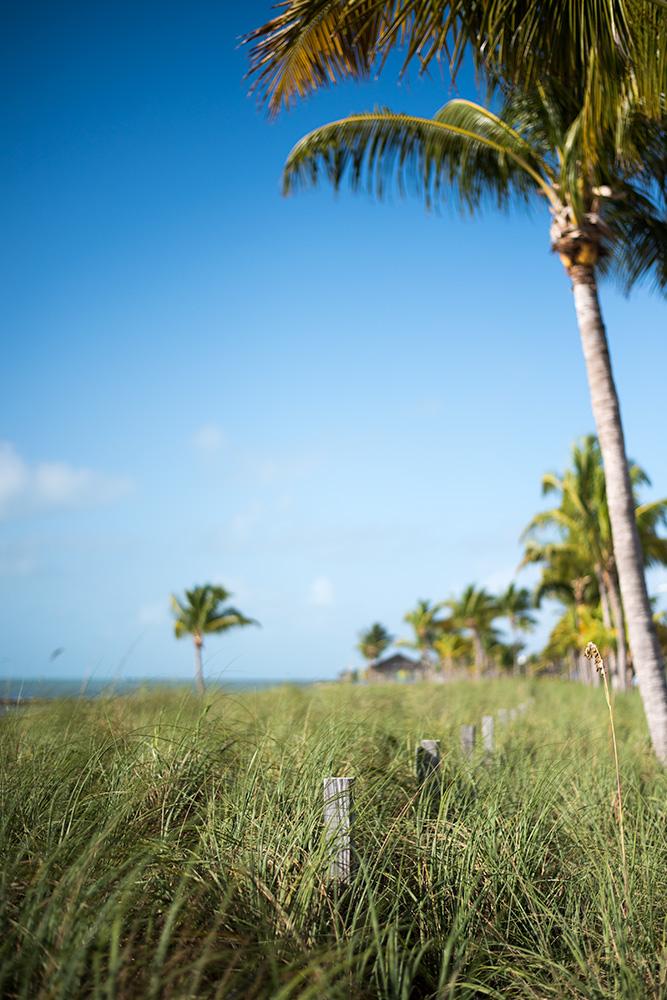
[368,653,424,683]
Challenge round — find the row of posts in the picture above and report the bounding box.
[322,700,531,881]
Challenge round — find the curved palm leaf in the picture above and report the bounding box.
[284,101,554,210]
[246,0,667,129]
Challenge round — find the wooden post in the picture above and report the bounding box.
[460,724,476,759]
[509,707,518,721]
[323,777,355,882]
[497,708,509,725]
[481,715,494,756]
[416,739,441,784]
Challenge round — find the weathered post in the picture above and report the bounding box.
[416,739,441,784]
[509,707,518,722]
[460,724,476,759]
[497,708,509,726]
[323,777,355,883]
[481,715,494,757]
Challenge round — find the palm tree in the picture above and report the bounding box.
[444,585,498,676]
[399,599,447,675]
[274,80,667,760]
[246,1,665,136]
[357,622,393,668]
[433,631,472,675]
[498,583,536,672]
[545,604,616,680]
[524,436,667,689]
[523,540,602,683]
[170,585,258,694]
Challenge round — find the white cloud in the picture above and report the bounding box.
[0,441,131,520]
[308,575,334,607]
[192,423,226,454]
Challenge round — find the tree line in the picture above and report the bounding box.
[356,435,667,687]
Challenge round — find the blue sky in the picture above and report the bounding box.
[2,1,666,684]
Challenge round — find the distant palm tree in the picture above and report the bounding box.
[277,79,667,759]
[399,599,448,675]
[433,631,472,675]
[357,622,393,669]
[524,436,667,688]
[546,605,616,676]
[170,585,258,694]
[444,585,498,677]
[523,541,602,684]
[498,583,536,672]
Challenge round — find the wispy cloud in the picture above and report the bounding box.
[0,441,131,520]
[192,423,226,455]
[308,575,334,607]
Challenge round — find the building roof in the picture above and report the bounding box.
[371,653,422,673]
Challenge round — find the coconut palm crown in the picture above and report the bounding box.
[170,585,258,694]
[398,599,449,670]
[357,622,394,666]
[277,80,667,761]
[246,0,666,141]
[444,585,499,676]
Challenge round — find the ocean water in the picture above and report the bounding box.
[0,677,308,701]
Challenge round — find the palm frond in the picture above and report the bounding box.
[603,182,667,292]
[284,103,553,211]
[246,0,667,129]
[206,612,258,632]
[245,0,389,116]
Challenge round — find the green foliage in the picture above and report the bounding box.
[444,584,498,627]
[357,622,394,664]
[2,682,666,997]
[522,436,667,654]
[281,84,666,292]
[546,605,616,662]
[399,598,448,663]
[498,582,537,633]
[170,584,258,642]
[246,0,667,142]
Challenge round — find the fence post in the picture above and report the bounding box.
[481,715,494,757]
[497,708,509,726]
[416,739,441,784]
[460,724,476,759]
[323,777,355,883]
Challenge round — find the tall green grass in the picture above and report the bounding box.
[1,680,666,998]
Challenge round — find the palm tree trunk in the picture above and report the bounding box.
[597,572,617,679]
[471,629,485,677]
[567,649,577,681]
[193,635,206,695]
[571,264,667,760]
[605,568,629,691]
